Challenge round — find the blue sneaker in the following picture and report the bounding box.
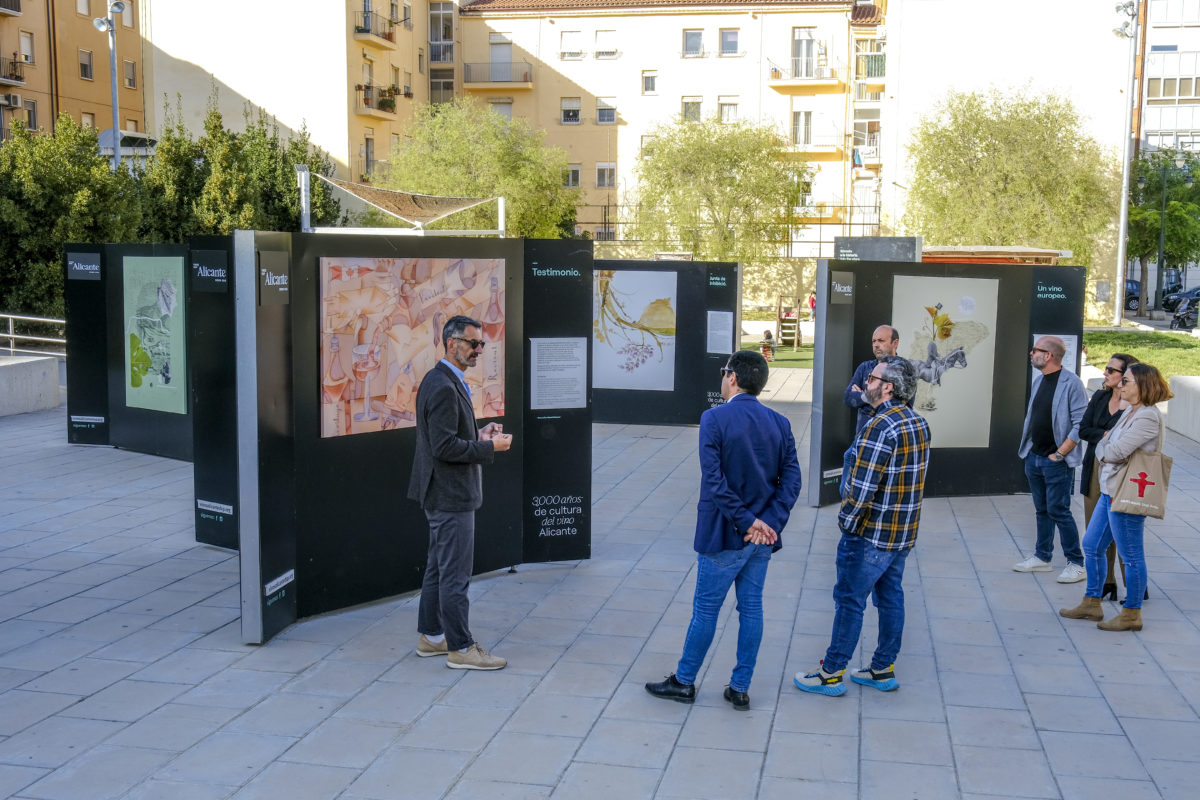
[849,664,899,692]
[793,663,846,696]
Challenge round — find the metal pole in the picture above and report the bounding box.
[1113,2,1140,325]
[106,6,119,171]
[1156,163,1168,312]
[295,164,311,232]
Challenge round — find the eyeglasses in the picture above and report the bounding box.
[720,367,734,377]
[451,336,486,350]
[1030,347,1051,355]
[865,374,886,385]
[1105,366,1124,375]
[1119,377,1135,386]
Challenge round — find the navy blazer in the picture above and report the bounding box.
[407,361,495,511]
[694,393,802,555]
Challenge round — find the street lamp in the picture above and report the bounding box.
[92,1,126,171]
[1113,0,1139,325]
[1138,153,1191,312]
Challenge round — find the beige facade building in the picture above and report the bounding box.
[457,0,886,249]
[1,0,145,142]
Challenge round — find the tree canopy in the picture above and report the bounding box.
[627,115,808,297]
[902,89,1118,268]
[1125,149,1200,313]
[375,97,578,237]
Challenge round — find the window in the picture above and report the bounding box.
[1150,0,1200,23]
[364,136,375,174]
[391,133,401,152]
[792,28,817,78]
[418,49,425,74]
[403,1,412,27]
[430,68,453,104]
[596,162,616,188]
[76,0,88,14]
[1146,51,1200,105]
[126,118,137,132]
[79,50,94,80]
[720,29,739,56]
[640,134,657,154]
[596,97,616,124]
[19,31,34,64]
[642,70,657,94]
[489,99,512,121]
[403,71,412,94]
[561,97,581,124]
[25,100,37,131]
[121,1,133,27]
[563,164,580,188]
[390,0,400,21]
[81,112,95,128]
[560,31,583,59]
[430,3,453,62]
[595,30,617,59]
[594,224,616,241]
[681,97,701,122]
[123,60,136,89]
[792,110,812,145]
[853,108,880,147]
[683,29,703,57]
[718,96,737,122]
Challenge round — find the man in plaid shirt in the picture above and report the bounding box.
[795,356,930,696]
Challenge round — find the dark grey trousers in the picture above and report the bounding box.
[417,509,475,651]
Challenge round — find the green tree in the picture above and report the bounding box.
[0,116,141,315]
[628,115,808,297]
[903,89,1118,269]
[376,97,577,237]
[1125,150,1200,314]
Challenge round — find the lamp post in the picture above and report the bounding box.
[92,1,126,171]
[1139,153,1191,312]
[1113,0,1139,325]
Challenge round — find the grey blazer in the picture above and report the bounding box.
[1017,368,1088,468]
[407,362,494,511]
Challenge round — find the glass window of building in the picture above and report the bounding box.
[597,97,616,124]
[683,30,703,57]
[79,50,93,80]
[564,164,580,187]
[561,97,581,124]
[642,70,657,94]
[720,29,738,56]
[596,162,616,188]
[681,97,701,121]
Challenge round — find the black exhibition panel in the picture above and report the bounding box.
[63,246,110,445]
[103,243,194,462]
[809,260,1086,504]
[592,259,739,425]
[188,236,239,550]
[286,233,528,619]
[521,239,594,564]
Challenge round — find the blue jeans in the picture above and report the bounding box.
[824,533,910,674]
[1082,493,1147,609]
[1024,454,1083,565]
[676,544,772,692]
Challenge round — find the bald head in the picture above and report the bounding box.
[871,325,899,360]
[1031,336,1064,374]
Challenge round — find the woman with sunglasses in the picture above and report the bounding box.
[1077,353,1138,601]
[1061,363,1172,631]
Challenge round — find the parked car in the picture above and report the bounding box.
[1164,286,1200,312]
[1125,278,1184,311]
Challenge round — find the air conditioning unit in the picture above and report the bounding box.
[1,93,23,109]
[815,66,834,79]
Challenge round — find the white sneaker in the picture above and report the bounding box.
[1057,563,1086,583]
[1013,556,1053,573]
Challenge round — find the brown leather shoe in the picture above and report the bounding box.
[416,634,448,658]
[1059,596,1103,621]
[1097,608,1143,632]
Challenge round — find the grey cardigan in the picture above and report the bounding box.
[1095,405,1163,497]
[1017,368,1088,468]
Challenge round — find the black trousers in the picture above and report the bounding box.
[417,509,475,651]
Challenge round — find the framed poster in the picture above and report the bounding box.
[318,256,506,437]
[892,275,999,448]
[123,255,187,414]
[592,269,677,391]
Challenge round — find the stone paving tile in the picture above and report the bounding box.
[0,690,79,736]
[0,763,48,798]
[343,746,469,800]
[0,715,124,768]
[658,746,762,800]
[953,744,1059,798]
[550,762,659,799]
[396,704,511,752]
[461,731,580,785]
[860,760,962,800]
[762,732,857,783]
[442,779,551,800]
[945,705,1042,750]
[17,657,139,696]
[278,717,400,769]
[228,761,359,800]
[222,692,339,738]
[157,731,297,785]
[19,744,172,800]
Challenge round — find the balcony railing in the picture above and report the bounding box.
[430,42,453,63]
[768,57,840,83]
[854,82,883,102]
[463,62,532,83]
[356,83,398,114]
[0,0,20,15]
[352,11,396,44]
[856,52,885,79]
[1,55,25,85]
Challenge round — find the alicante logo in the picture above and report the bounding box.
[261,269,288,286]
[195,265,227,279]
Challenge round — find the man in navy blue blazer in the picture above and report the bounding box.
[646,350,801,710]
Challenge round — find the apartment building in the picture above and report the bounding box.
[0,0,144,143]
[456,0,886,248]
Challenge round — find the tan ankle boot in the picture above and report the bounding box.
[1097,607,1143,632]
[1059,596,1103,621]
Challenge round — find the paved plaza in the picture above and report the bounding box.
[1,368,1199,799]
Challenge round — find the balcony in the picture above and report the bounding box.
[430,42,453,63]
[355,84,398,119]
[793,195,845,221]
[351,11,397,50]
[768,58,843,94]
[788,134,844,158]
[853,134,882,168]
[1,55,24,86]
[463,61,532,90]
[0,0,20,15]
[856,52,885,89]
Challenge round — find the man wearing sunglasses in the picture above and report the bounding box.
[1013,335,1088,583]
[409,315,513,670]
[646,350,801,710]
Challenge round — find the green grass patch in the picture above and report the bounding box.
[740,341,815,369]
[1083,331,1200,379]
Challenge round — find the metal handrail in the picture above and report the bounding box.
[2,312,66,358]
[0,0,20,13]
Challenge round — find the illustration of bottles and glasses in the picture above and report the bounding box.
[352,343,382,422]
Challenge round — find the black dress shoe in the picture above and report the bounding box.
[723,686,749,710]
[645,674,695,704]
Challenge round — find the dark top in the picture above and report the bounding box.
[1029,369,1061,456]
[1078,387,1124,496]
[407,362,495,511]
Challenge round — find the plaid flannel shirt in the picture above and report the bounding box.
[838,399,931,551]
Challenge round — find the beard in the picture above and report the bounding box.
[864,382,883,406]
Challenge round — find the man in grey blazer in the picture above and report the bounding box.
[408,315,512,670]
[1014,335,1088,583]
